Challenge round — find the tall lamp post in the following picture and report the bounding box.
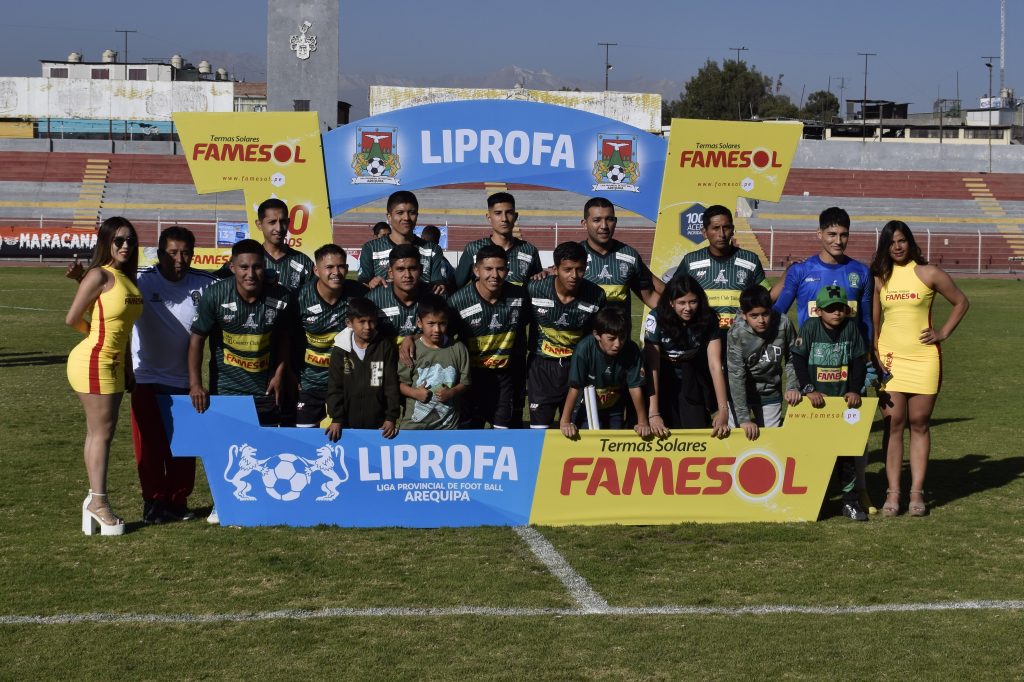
[984,60,994,173]
[858,52,876,143]
[599,42,617,91]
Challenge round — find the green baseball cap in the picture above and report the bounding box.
[815,284,848,310]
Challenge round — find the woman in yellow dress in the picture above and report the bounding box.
[66,217,143,535]
[871,221,969,517]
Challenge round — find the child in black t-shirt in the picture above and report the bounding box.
[559,307,652,438]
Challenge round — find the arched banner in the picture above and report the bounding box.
[322,100,668,221]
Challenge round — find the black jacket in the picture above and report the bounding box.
[326,328,401,428]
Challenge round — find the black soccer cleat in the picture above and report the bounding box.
[841,501,868,522]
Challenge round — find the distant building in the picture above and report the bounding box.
[825,97,1021,145]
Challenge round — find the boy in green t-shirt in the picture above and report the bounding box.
[559,307,653,438]
[398,294,471,430]
[792,284,868,521]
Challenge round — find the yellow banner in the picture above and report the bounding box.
[649,119,803,281]
[174,112,332,259]
[529,397,875,524]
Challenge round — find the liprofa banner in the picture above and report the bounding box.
[321,100,668,221]
[162,395,875,527]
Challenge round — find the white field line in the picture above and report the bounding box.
[2,600,1023,626]
[514,525,609,613]
[0,304,59,311]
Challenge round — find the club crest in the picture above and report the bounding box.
[352,128,401,185]
[592,134,639,193]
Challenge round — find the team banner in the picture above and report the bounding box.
[161,396,545,527]
[322,100,667,220]
[164,396,875,526]
[649,119,803,280]
[174,112,332,258]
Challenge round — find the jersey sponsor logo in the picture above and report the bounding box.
[555,313,570,326]
[372,249,392,260]
[289,260,304,272]
[597,264,612,280]
[815,367,848,382]
[266,297,287,310]
[223,350,270,372]
[306,303,323,314]
[221,302,237,311]
[381,306,400,317]
[517,251,533,262]
[615,251,636,265]
[713,269,729,284]
[459,303,483,317]
[532,298,555,308]
[304,348,330,367]
[577,302,599,313]
[223,331,271,353]
[884,291,919,301]
[470,317,482,326]
[509,297,523,307]
[688,259,711,270]
[735,257,756,271]
[480,354,510,369]
[305,330,338,347]
[418,247,434,258]
[540,339,573,357]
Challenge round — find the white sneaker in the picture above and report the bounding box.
[207,508,219,525]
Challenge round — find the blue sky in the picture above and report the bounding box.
[0,0,1014,119]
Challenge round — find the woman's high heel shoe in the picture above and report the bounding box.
[882,489,900,517]
[908,490,929,517]
[82,491,126,536]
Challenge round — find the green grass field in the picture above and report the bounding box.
[1,269,1022,680]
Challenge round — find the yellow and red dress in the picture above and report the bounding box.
[877,262,940,394]
[67,266,143,394]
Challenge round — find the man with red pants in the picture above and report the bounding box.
[130,226,216,523]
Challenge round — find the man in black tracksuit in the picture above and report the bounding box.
[325,298,401,441]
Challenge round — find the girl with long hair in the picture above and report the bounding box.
[65,217,143,535]
[871,220,969,517]
[644,275,730,436]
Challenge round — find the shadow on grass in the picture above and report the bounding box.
[0,351,68,367]
[869,416,973,434]
[862,454,1024,510]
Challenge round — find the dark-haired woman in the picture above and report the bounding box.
[66,217,144,535]
[871,221,969,517]
[644,276,730,437]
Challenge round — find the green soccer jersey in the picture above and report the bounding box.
[296,279,368,392]
[453,236,543,288]
[448,281,527,369]
[366,283,426,345]
[191,277,296,396]
[792,317,867,396]
[568,334,645,411]
[526,276,606,359]
[357,235,448,284]
[677,247,766,328]
[213,247,313,292]
[581,239,653,318]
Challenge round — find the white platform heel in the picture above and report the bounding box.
[82,491,126,536]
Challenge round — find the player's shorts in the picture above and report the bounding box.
[462,368,514,428]
[527,356,570,428]
[295,388,327,427]
[253,394,290,427]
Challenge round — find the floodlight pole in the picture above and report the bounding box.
[858,52,876,143]
[599,42,617,91]
[983,58,996,173]
[115,29,137,78]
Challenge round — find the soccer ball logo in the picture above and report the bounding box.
[606,165,626,184]
[366,157,387,176]
[262,453,310,501]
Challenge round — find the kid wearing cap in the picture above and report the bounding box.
[792,284,869,521]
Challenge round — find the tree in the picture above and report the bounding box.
[800,90,840,122]
[664,59,777,121]
[761,94,799,119]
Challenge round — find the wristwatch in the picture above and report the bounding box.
[801,384,816,395]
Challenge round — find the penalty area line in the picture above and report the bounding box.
[1,600,1022,626]
[513,525,609,613]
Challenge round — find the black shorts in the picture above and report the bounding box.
[462,367,515,428]
[527,356,570,427]
[253,394,293,427]
[295,388,327,427]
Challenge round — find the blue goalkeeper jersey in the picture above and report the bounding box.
[773,255,873,341]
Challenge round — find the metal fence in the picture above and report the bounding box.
[2,216,1019,274]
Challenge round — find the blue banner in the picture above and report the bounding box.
[160,396,545,527]
[322,100,667,221]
